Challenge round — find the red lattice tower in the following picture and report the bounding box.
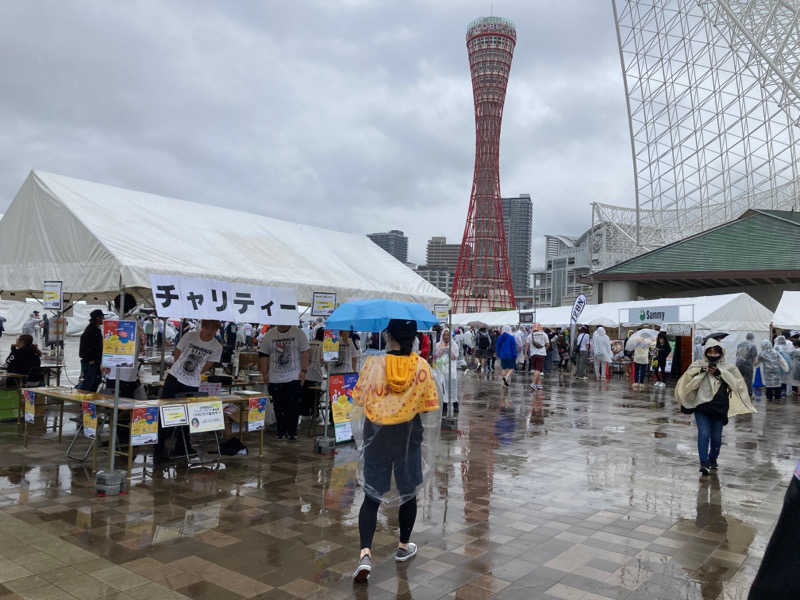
[451,16,516,313]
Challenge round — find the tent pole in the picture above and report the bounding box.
[447,309,453,418]
[160,318,167,377]
[109,279,123,473]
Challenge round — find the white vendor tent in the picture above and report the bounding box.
[772,291,800,330]
[0,171,449,307]
[0,299,107,336]
[455,293,772,353]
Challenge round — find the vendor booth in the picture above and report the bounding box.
[0,170,449,481]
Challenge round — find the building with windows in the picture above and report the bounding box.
[414,267,455,296]
[366,230,408,264]
[426,236,461,272]
[531,232,594,307]
[501,194,532,300]
[413,236,462,295]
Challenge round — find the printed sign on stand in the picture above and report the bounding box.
[131,407,159,446]
[101,320,137,368]
[311,292,337,317]
[247,397,267,431]
[322,330,340,362]
[187,400,225,434]
[42,280,63,311]
[24,390,35,423]
[82,402,97,438]
[519,312,534,324]
[433,304,450,325]
[160,405,188,428]
[329,373,358,443]
[149,274,298,325]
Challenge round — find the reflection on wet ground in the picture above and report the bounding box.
[0,369,794,599]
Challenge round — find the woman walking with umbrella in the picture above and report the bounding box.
[350,318,440,583]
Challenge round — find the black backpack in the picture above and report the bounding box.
[477,331,491,350]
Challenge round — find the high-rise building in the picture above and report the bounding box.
[426,237,461,272]
[415,236,462,295]
[532,230,594,307]
[366,230,408,264]
[451,16,517,313]
[501,194,532,299]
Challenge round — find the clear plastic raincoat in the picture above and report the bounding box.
[675,339,756,418]
[351,352,441,505]
[758,340,788,388]
[433,330,459,405]
[592,327,613,363]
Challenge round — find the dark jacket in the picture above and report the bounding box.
[79,324,103,363]
[5,344,41,377]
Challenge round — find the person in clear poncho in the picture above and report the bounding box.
[774,335,794,398]
[757,340,788,401]
[434,328,459,413]
[735,333,758,397]
[676,338,756,476]
[591,327,612,381]
[350,319,440,583]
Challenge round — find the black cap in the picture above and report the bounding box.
[90,309,104,320]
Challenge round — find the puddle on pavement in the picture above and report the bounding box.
[670,477,757,599]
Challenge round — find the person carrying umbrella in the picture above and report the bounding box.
[350,318,440,583]
[676,338,755,476]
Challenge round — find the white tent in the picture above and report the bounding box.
[0,299,107,336]
[772,291,800,330]
[0,171,449,307]
[455,293,773,353]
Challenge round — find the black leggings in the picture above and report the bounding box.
[358,496,417,549]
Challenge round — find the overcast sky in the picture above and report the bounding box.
[0,0,633,268]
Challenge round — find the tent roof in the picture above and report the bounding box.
[454,293,773,331]
[0,171,449,306]
[773,291,800,330]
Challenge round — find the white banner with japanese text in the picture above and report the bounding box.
[149,275,298,325]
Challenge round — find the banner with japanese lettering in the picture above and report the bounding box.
[149,275,298,325]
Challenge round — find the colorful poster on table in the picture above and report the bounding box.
[42,280,63,310]
[23,390,35,423]
[131,407,159,446]
[187,400,225,434]
[329,373,359,443]
[322,329,340,362]
[160,404,188,428]
[311,292,337,317]
[247,397,267,431]
[101,320,137,368]
[149,273,298,325]
[82,402,97,439]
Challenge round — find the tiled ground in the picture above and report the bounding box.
[0,368,795,599]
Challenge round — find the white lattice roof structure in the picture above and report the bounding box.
[598,0,800,270]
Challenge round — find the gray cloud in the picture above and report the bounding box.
[0,0,633,268]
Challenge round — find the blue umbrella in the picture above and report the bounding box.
[324,299,439,332]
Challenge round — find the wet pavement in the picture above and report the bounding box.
[0,369,795,599]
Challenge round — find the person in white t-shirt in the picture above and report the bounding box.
[527,323,550,390]
[259,325,310,440]
[156,320,222,459]
[574,326,591,380]
[328,330,361,375]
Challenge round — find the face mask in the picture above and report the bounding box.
[707,354,721,364]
